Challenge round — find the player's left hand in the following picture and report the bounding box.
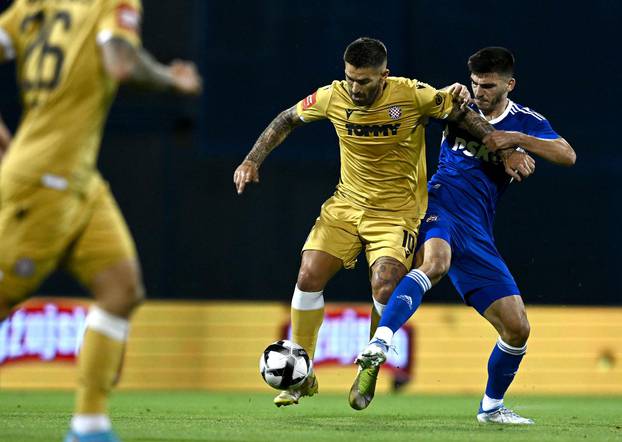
[170,60,203,96]
[446,83,471,109]
[482,130,523,151]
[0,116,12,163]
[501,149,535,182]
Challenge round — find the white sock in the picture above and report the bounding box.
[373,326,394,346]
[71,414,111,434]
[291,285,324,310]
[85,306,130,342]
[481,394,504,412]
[372,298,386,316]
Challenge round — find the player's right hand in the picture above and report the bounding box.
[170,60,203,96]
[482,130,521,151]
[233,160,260,194]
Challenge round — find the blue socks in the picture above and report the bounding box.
[378,269,431,333]
[483,337,526,408]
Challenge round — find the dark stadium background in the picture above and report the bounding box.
[0,0,619,306]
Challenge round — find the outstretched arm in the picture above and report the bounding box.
[101,38,202,95]
[483,131,575,166]
[233,105,304,194]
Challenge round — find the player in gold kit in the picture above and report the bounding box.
[0,0,201,440]
[234,37,514,408]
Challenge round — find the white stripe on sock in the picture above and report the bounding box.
[497,336,527,356]
[85,306,129,342]
[405,269,432,292]
[372,298,386,316]
[291,285,324,310]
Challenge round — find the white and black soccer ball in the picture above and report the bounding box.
[259,340,312,390]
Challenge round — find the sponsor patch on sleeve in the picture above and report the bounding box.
[116,3,141,32]
[301,91,317,111]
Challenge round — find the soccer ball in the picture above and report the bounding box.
[259,340,312,390]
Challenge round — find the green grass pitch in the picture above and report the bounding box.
[1,391,621,441]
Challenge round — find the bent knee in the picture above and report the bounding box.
[115,272,145,313]
[92,261,145,317]
[370,264,405,303]
[129,279,146,307]
[371,282,396,304]
[296,268,325,292]
[502,319,530,347]
[422,255,450,282]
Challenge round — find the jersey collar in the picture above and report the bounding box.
[479,99,514,125]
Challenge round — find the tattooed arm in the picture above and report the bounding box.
[233,105,304,194]
[101,37,202,95]
[446,105,496,141]
[446,105,527,180]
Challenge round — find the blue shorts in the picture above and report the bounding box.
[418,196,520,315]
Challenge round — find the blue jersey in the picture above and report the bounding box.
[419,100,561,313]
[430,100,560,229]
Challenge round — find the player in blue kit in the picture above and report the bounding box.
[349,47,576,423]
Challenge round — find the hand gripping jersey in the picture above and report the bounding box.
[296,78,454,218]
[0,0,142,195]
[419,100,561,312]
[432,100,560,229]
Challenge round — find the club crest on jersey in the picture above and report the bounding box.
[388,106,402,120]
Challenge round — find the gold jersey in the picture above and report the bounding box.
[0,0,142,194]
[296,77,454,217]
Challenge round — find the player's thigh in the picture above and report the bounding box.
[65,184,141,296]
[297,250,343,292]
[360,213,420,271]
[303,196,364,270]
[448,234,520,315]
[0,184,82,308]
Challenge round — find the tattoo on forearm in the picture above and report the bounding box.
[447,107,495,140]
[103,38,172,90]
[134,48,173,90]
[245,106,302,165]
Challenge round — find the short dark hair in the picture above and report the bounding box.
[468,47,515,77]
[343,37,387,69]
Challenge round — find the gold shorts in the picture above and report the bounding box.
[0,174,137,305]
[303,194,420,270]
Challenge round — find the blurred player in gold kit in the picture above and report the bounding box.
[234,37,515,408]
[0,0,202,440]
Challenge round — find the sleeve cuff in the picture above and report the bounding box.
[96,29,140,48]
